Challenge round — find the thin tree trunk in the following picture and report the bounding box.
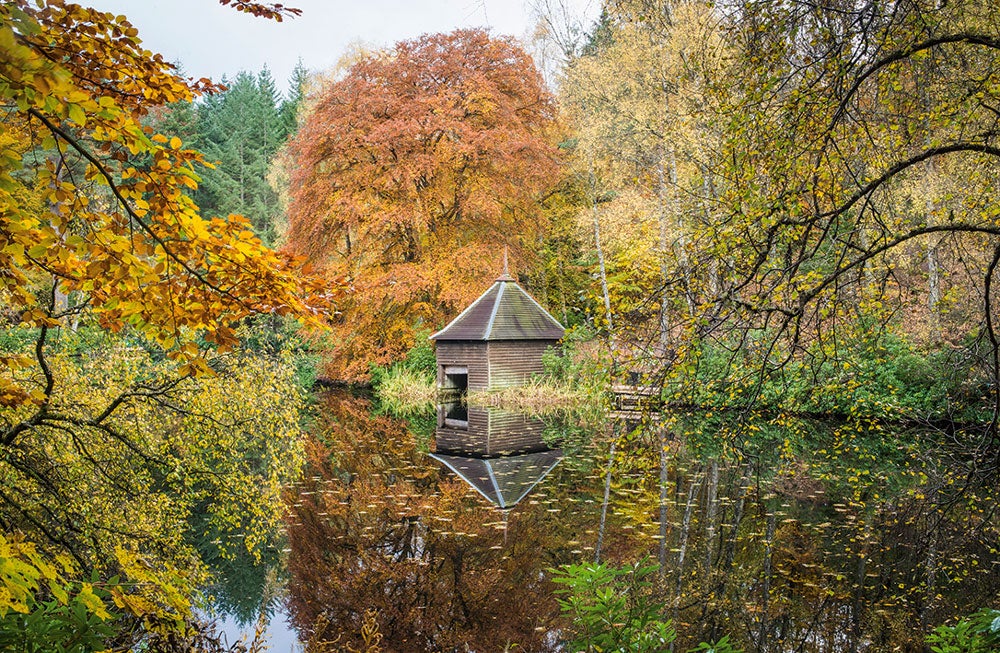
[926,160,941,340]
[667,147,694,317]
[920,523,938,633]
[702,170,720,297]
[928,238,940,326]
[68,295,80,332]
[588,160,614,336]
[859,223,874,288]
[52,283,68,319]
[714,462,752,608]
[658,427,670,574]
[670,469,702,650]
[674,472,700,590]
[537,234,550,306]
[47,159,70,328]
[657,158,671,355]
[757,509,777,653]
[848,524,869,653]
[595,435,616,564]
[703,459,719,574]
[922,84,941,340]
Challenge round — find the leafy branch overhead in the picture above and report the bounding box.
[0,1,331,379]
[218,0,301,21]
[0,3,324,646]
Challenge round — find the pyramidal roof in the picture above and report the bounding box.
[429,449,563,509]
[430,275,565,341]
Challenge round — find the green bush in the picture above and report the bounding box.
[688,636,742,653]
[402,329,436,379]
[926,608,1000,653]
[371,330,436,390]
[0,589,115,653]
[550,559,675,653]
[676,328,983,424]
[541,326,611,406]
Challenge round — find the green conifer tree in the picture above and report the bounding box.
[280,58,309,135]
[195,69,286,244]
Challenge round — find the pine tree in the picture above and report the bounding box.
[280,58,309,135]
[194,69,286,244]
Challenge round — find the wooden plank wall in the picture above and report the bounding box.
[435,408,548,457]
[435,342,489,391]
[486,341,554,388]
[435,408,491,454]
[485,410,547,456]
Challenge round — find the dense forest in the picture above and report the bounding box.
[1,0,999,651]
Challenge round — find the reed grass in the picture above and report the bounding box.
[374,366,436,415]
[466,378,597,416]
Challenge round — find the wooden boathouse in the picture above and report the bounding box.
[430,272,565,392]
[431,404,562,509]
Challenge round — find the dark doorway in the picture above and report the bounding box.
[442,365,468,393]
[442,401,469,429]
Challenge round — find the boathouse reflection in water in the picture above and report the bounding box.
[431,403,562,509]
[284,393,573,652]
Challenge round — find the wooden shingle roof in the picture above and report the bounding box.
[430,275,565,341]
[429,450,563,509]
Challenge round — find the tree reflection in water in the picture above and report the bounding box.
[284,393,1000,651]
[284,392,600,652]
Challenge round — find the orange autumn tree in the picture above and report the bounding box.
[286,394,566,651]
[285,29,561,379]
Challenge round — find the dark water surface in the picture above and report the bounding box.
[223,391,1000,652]
[281,393,605,652]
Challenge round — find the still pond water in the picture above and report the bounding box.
[218,390,999,652]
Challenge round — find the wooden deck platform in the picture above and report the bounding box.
[611,384,661,413]
[611,384,659,396]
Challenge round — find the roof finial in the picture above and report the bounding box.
[497,246,514,282]
[502,508,510,547]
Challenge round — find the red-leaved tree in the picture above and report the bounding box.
[285,29,561,379]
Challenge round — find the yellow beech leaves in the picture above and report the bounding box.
[0,1,330,382]
[0,2,319,647]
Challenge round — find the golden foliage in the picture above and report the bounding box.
[0,1,332,390]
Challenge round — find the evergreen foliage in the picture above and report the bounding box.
[151,63,310,246]
[279,58,309,134]
[193,68,289,245]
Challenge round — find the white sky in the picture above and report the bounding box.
[87,0,599,96]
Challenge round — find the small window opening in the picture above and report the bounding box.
[443,401,469,429]
[442,365,468,394]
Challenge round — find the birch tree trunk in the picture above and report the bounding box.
[657,158,671,356]
[714,462,752,608]
[703,459,719,573]
[757,509,777,653]
[668,147,695,317]
[702,169,720,297]
[658,426,671,573]
[922,83,941,341]
[848,522,871,653]
[589,159,614,337]
[925,159,941,341]
[595,434,616,564]
[47,158,72,328]
[920,517,939,634]
[669,469,702,652]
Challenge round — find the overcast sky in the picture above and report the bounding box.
[87,0,599,96]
